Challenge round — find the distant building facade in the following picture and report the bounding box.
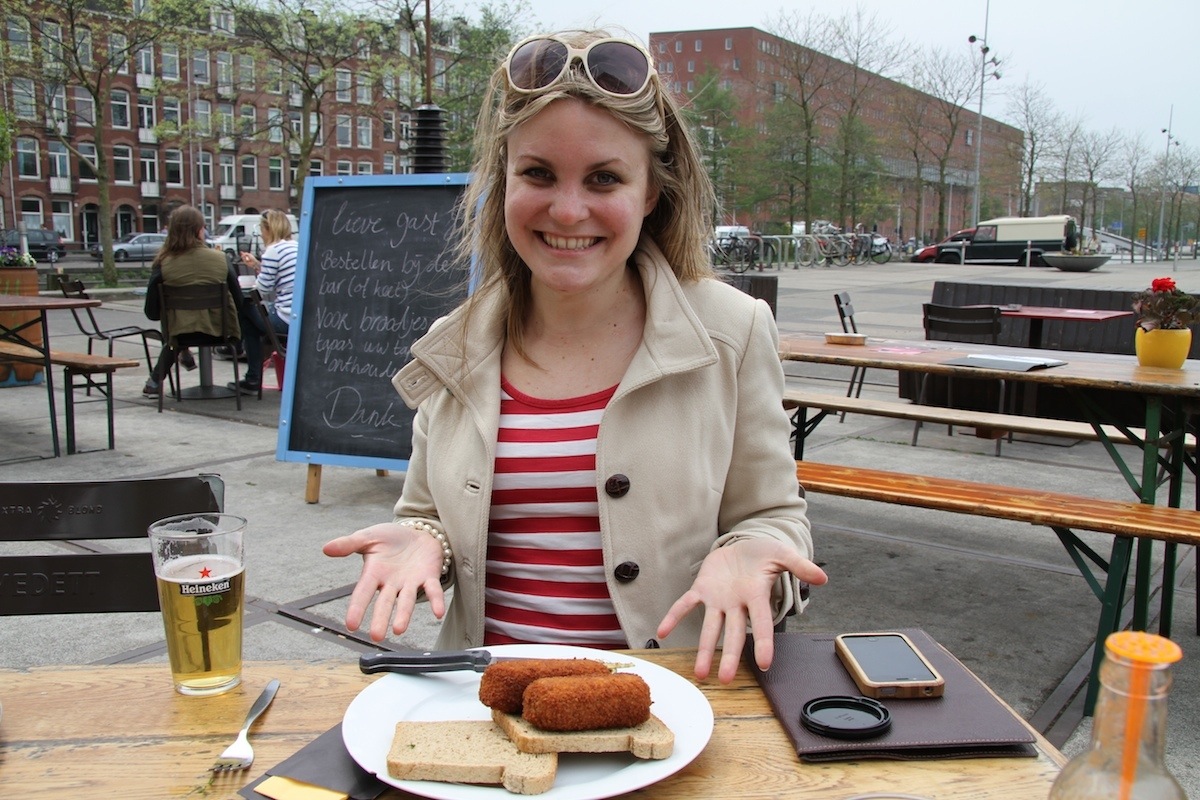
[649,27,1023,241]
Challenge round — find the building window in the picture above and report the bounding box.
[219,153,235,187]
[142,204,160,234]
[162,96,180,127]
[357,75,371,104]
[966,129,974,146]
[266,59,282,93]
[383,111,395,142]
[335,114,351,147]
[211,9,235,34]
[216,51,233,93]
[137,94,156,129]
[656,42,665,54]
[267,108,283,142]
[308,159,322,177]
[136,45,154,76]
[164,149,183,185]
[197,151,213,186]
[161,44,179,80]
[192,49,209,83]
[42,21,64,68]
[356,116,372,148]
[336,69,351,102]
[434,58,446,89]
[686,80,694,93]
[732,58,740,71]
[687,60,694,73]
[194,99,211,135]
[111,89,131,128]
[12,78,36,119]
[694,39,702,52]
[16,137,39,178]
[674,41,681,53]
[218,102,234,135]
[268,156,283,189]
[240,155,257,188]
[52,200,73,240]
[78,143,97,181]
[20,197,44,229]
[140,147,158,182]
[238,55,255,90]
[112,145,134,183]
[109,33,129,73]
[75,27,93,66]
[357,161,373,175]
[7,16,32,59]
[49,141,70,179]
[383,153,396,174]
[336,159,352,175]
[240,104,256,136]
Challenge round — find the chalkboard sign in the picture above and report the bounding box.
[277,174,469,471]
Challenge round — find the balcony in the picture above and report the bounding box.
[219,185,237,201]
[138,128,158,144]
[49,177,72,194]
[136,73,155,89]
[141,181,161,197]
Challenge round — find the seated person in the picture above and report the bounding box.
[232,209,297,393]
[143,205,243,396]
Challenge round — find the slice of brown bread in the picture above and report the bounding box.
[492,709,675,760]
[387,720,558,795]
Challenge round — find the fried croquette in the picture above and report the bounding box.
[521,673,652,732]
[478,658,611,714]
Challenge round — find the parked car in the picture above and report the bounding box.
[1,228,65,262]
[90,232,167,262]
[932,215,1078,266]
[913,229,975,263]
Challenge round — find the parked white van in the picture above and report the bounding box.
[934,214,1078,266]
[209,213,298,261]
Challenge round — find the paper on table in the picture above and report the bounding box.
[942,354,1066,371]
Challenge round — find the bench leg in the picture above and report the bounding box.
[64,367,77,455]
[1085,536,1134,715]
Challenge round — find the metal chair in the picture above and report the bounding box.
[913,303,1008,455]
[0,475,224,615]
[249,289,287,393]
[159,282,244,412]
[56,275,167,394]
[834,291,866,421]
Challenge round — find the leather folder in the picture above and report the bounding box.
[751,628,1037,761]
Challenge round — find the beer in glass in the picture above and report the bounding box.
[149,513,246,696]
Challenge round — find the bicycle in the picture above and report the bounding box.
[709,232,757,273]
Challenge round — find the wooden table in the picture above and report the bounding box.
[995,305,1133,349]
[780,333,1199,700]
[0,652,1064,799]
[0,293,101,456]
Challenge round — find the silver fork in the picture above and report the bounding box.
[210,679,281,773]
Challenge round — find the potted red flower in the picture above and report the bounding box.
[1131,277,1199,368]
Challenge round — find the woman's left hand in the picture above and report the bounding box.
[656,538,828,684]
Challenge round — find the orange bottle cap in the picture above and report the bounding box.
[1105,631,1183,665]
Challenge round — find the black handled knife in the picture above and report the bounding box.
[359,649,510,674]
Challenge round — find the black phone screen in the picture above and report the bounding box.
[842,634,937,682]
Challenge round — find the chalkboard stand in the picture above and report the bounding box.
[304,464,390,504]
[276,173,470,503]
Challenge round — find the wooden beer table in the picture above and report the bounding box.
[0,651,1063,799]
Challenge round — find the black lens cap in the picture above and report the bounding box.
[800,695,892,740]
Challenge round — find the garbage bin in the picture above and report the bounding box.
[720,273,779,318]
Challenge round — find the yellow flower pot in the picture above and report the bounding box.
[1135,327,1192,369]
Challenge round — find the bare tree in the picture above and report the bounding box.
[764,10,841,233]
[1005,81,1058,216]
[826,6,904,228]
[894,61,936,245]
[1119,132,1150,259]
[912,46,976,240]
[1076,127,1122,237]
[1048,115,1084,215]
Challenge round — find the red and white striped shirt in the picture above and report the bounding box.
[484,378,627,649]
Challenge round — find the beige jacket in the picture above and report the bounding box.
[392,237,811,650]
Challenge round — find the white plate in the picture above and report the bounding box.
[342,644,714,800]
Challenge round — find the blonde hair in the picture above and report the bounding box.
[454,29,716,359]
[260,209,293,246]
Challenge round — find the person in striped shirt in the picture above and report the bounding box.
[325,29,826,683]
[232,209,295,393]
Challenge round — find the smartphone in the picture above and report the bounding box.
[834,632,945,699]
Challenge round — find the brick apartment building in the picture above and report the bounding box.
[649,27,1023,242]
[1,5,435,250]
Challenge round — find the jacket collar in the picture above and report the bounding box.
[393,235,717,407]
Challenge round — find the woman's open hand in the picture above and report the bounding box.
[657,538,827,684]
[322,522,448,641]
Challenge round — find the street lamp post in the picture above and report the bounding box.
[969,0,1000,227]
[1156,106,1178,263]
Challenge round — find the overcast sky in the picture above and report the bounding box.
[511,0,1196,157]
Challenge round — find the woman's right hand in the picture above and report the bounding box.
[322,522,448,641]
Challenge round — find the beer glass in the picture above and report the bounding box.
[149,513,246,696]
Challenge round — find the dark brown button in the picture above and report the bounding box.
[604,474,631,497]
[643,638,660,649]
[614,561,640,582]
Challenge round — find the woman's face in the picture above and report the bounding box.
[504,98,658,298]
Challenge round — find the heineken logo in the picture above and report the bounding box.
[180,579,231,596]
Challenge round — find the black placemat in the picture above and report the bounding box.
[238,722,388,800]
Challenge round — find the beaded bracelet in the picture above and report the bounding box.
[402,520,453,577]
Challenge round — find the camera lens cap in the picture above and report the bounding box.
[800,695,892,740]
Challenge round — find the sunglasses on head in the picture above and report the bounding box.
[504,35,654,98]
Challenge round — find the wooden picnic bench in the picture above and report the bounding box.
[794,458,1200,713]
[782,387,1176,460]
[0,341,140,454]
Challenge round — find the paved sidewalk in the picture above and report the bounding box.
[1,253,1197,792]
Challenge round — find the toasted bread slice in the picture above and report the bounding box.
[387,720,557,795]
[492,709,675,760]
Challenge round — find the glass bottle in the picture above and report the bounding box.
[1049,631,1185,799]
